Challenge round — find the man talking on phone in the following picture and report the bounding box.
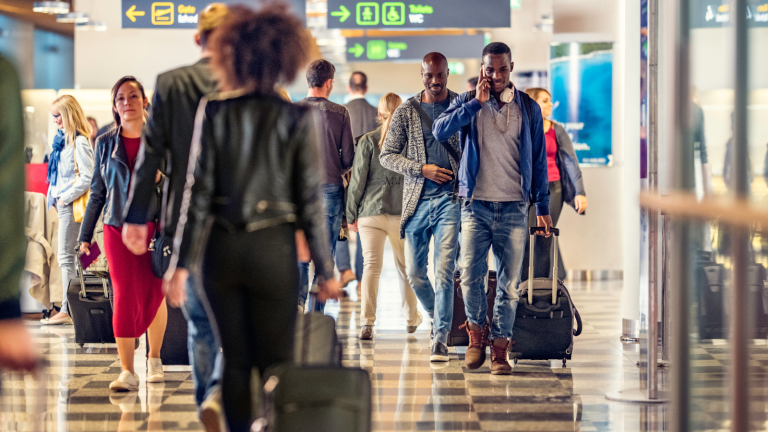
[433,42,552,375]
[380,52,461,362]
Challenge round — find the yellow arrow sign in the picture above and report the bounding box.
[126,5,145,22]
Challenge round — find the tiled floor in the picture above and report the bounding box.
[1,271,674,431]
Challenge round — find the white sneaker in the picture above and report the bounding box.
[109,370,138,392]
[147,358,165,383]
[200,388,225,432]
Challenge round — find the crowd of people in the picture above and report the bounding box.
[0,2,589,432]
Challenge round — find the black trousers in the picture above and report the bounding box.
[522,180,567,281]
[202,223,299,432]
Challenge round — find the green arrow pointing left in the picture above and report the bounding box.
[330,5,351,22]
[348,43,364,58]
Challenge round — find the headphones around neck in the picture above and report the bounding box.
[499,87,514,103]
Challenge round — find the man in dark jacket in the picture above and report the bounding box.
[0,55,38,378]
[337,71,377,288]
[121,4,228,428]
[297,59,355,312]
[433,42,552,375]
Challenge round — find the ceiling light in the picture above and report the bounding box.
[56,12,89,23]
[33,2,70,14]
[76,20,106,31]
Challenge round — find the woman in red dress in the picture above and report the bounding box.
[78,76,167,392]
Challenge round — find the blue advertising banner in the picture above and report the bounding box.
[121,0,306,29]
[549,42,613,167]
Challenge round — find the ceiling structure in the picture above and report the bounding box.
[0,0,74,36]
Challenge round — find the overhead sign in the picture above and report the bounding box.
[691,0,768,28]
[327,0,510,29]
[345,35,485,62]
[121,0,306,28]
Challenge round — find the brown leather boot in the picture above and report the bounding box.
[461,321,489,370]
[490,339,513,375]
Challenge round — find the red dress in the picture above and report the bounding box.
[103,136,164,338]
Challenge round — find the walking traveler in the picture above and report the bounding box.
[433,42,552,375]
[0,55,39,379]
[337,71,377,290]
[380,52,461,362]
[521,87,587,281]
[44,95,95,325]
[87,117,99,144]
[122,4,228,428]
[297,59,355,311]
[347,93,421,340]
[79,76,168,392]
[165,5,342,431]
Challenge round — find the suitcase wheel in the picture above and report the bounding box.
[513,358,517,365]
[562,358,567,367]
[78,344,84,349]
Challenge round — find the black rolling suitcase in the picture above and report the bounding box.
[68,252,115,347]
[696,252,726,340]
[447,270,497,346]
[146,304,189,365]
[748,263,768,339]
[253,289,371,432]
[511,228,582,366]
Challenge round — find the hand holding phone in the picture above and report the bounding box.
[475,67,490,104]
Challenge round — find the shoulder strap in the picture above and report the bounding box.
[72,137,80,176]
[407,97,461,164]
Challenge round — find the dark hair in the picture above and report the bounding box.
[210,4,311,93]
[306,59,336,89]
[482,42,512,61]
[110,76,147,126]
[349,71,367,93]
[468,76,479,89]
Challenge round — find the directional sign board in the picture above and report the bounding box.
[346,35,485,62]
[121,0,306,28]
[327,0,510,29]
[690,0,768,28]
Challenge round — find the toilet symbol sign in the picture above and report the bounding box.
[328,0,510,29]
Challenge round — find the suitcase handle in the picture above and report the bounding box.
[75,246,109,299]
[528,228,559,305]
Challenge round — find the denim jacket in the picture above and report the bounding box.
[47,133,94,209]
[432,87,550,216]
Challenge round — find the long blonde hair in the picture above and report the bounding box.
[50,95,92,147]
[377,93,402,149]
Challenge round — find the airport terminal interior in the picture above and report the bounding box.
[1,0,768,431]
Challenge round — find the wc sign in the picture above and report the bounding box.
[121,0,306,28]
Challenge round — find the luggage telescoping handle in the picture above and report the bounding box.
[528,227,560,305]
[74,246,109,299]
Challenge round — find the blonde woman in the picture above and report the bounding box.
[347,93,422,340]
[44,95,94,325]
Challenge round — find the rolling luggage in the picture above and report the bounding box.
[511,227,582,366]
[696,253,726,340]
[68,250,115,347]
[296,288,342,365]
[748,263,768,339]
[146,304,189,365]
[447,270,497,347]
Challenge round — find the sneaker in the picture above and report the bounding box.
[339,270,357,287]
[200,388,225,432]
[407,312,423,334]
[490,339,513,375]
[359,325,373,340]
[430,342,450,362]
[109,370,139,392]
[461,321,489,370]
[147,358,165,383]
[42,312,72,325]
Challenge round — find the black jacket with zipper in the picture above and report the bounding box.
[79,125,161,243]
[172,90,334,281]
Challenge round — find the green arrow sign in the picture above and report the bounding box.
[330,5,351,22]
[348,43,365,58]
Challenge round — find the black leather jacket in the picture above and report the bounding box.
[172,90,334,281]
[79,125,160,243]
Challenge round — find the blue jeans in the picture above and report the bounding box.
[298,184,345,311]
[336,235,363,279]
[56,203,81,315]
[459,200,527,340]
[404,194,460,344]
[182,274,222,407]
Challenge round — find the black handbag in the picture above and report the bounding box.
[149,228,172,279]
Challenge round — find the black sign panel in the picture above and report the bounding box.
[327,0,510,29]
[691,0,768,28]
[121,0,306,29]
[346,34,485,62]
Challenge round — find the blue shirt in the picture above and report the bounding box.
[420,97,454,199]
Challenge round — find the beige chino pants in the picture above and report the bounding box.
[357,214,421,327]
